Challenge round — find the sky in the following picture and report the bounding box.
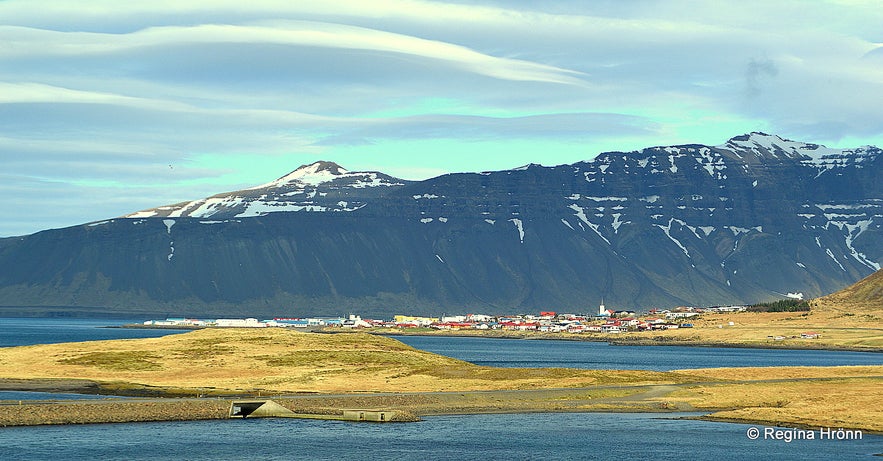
[1,0,882,237]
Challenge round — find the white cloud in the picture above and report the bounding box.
[1,21,587,86]
[1,0,882,236]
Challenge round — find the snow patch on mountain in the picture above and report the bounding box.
[655,218,691,259]
[509,218,524,243]
[720,132,837,159]
[250,161,348,189]
[719,133,880,180]
[569,204,610,245]
[124,161,405,219]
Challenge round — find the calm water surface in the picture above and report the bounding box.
[3,318,879,371]
[0,317,186,347]
[392,335,883,370]
[0,413,879,461]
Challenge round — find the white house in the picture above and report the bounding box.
[214,318,267,328]
[665,312,700,319]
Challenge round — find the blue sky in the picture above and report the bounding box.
[1,0,882,237]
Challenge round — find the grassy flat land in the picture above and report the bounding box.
[666,367,883,432]
[612,309,883,349]
[0,329,880,431]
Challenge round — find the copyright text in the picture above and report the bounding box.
[745,426,863,442]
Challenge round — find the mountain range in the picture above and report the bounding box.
[0,132,880,318]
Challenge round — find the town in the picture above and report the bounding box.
[141,303,754,334]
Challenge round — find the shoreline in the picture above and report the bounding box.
[2,385,881,436]
[117,324,883,353]
[371,329,883,353]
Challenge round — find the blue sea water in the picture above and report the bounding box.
[0,317,186,347]
[2,318,878,371]
[0,412,879,460]
[392,335,883,370]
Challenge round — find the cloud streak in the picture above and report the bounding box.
[1,0,882,236]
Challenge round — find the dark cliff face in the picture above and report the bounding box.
[0,134,880,318]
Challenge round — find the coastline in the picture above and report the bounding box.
[2,384,881,435]
[370,328,883,353]
[117,324,883,353]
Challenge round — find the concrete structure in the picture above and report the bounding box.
[229,400,400,422]
[342,410,395,422]
[229,400,296,418]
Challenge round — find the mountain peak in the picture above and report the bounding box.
[299,160,348,174]
[719,132,834,160]
[725,132,800,148]
[264,161,351,188]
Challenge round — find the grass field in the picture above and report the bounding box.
[0,329,686,394]
[614,309,883,349]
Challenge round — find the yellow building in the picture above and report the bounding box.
[394,315,439,325]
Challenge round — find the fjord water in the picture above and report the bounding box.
[1,318,880,371]
[0,317,188,347]
[1,413,880,461]
[391,335,883,370]
[3,320,880,401]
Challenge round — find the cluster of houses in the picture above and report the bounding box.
[140,303,823,341]
[141,303,737,334]
[394,312,694,334]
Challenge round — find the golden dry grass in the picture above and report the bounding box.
[662,377,883,432]
[816,269,883,309]
[588,309,883,349]
[673,365,883,381]
[658,365,883,431]
[0,329,682,394]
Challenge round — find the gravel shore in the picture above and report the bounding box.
[0,399,230,426]
[0,386,682,427]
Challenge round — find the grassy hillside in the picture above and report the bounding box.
[815,269,883,310]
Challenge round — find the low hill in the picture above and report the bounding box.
[815,269,883,310]
[0,329,678,395]
[810,269,883,331]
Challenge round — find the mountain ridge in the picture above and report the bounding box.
[0,133,880,318]
[123,132,883,221]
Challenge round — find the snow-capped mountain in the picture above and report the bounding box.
[126,161,407,219]
[0,133,880,318]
